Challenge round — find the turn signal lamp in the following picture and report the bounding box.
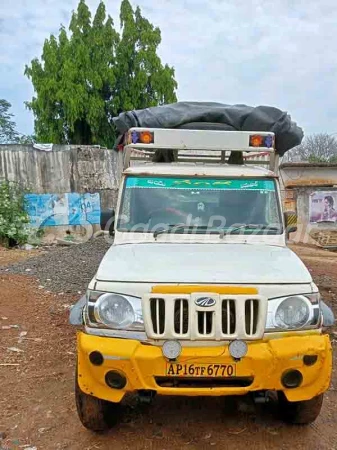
[140,131,154,144]
[249,134,274,148]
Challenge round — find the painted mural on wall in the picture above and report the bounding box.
[25,193,101,227]
[309,191,337,224]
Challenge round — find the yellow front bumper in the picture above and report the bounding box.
[77,331,332,403]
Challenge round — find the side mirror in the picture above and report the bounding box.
[100,209,115,236]
[69,295,86,325]
[284,211,297,237]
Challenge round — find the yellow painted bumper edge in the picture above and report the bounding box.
[77,332,332,404]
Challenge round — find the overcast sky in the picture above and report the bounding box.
[1,0,337,137]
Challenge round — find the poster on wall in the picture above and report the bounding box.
[25,193,101,227]
[309,191,337,224]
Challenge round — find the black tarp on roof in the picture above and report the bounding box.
[113,102,303,156]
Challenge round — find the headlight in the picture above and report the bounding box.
[275,296,310,329]
[86,291,144,330]
[95,294,135,329]
[266,293,321,331]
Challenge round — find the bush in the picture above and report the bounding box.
[0,181,30,247]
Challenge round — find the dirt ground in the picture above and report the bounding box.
[0,244,337,450]
[0,247,42,266]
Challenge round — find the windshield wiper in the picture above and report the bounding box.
[220,224,281,238]
[153,225,208,238]
[154,224,281,238]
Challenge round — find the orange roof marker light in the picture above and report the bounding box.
[249,134,274,148]
[140,131,154,144]
[128,130,154,145]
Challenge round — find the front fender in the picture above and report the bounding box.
[69,295,86,325]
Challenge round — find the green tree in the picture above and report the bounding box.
[25,0,178,147]
[0,99,19,144]
[17,134,36,145]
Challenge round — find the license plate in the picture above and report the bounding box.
[166,363,236,377]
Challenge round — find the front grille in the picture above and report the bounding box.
[197,311,213,335]
[144,294,266,340]
[222,299,236,334]
[245,299,259,336]
[174,299,189,334]
[155,376,254,388]
[150,298,165,335]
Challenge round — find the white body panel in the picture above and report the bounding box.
[95,243,311,285]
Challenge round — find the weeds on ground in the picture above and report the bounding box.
[0,180,30,247]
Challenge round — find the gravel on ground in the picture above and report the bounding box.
[0,236,111,295]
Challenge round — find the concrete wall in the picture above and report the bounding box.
[280,164,337,190]
[0,144,123,243]
[0,144,123,210]
[279,164,337,247]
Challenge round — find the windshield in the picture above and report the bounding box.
[117,176,282,234]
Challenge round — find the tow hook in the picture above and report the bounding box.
[137,390,157,405]
[253,391,271,404]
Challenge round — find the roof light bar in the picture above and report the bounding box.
[125,128,275,152]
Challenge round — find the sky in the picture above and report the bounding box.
[1,0,337,137]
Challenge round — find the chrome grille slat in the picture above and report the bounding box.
[180,300,183,335]
[197,311,212,335]
[222,299,236,335]
[250,300,254,335]
[245,299,259,336]
[227,300,230,334]
[156,299,160,334]
[150,298,165,335]
[174,299,189,335]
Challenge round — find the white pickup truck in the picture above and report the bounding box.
[70,128,333,432]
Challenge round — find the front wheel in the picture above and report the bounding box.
[278,392,324,425]
[75,377,121,432]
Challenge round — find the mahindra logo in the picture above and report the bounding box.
[195,297,216,307]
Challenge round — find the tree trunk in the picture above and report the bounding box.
[71,119,92,145]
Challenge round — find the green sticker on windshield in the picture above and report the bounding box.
[126,177,275,191]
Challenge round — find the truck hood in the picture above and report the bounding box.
[96,243,312,285]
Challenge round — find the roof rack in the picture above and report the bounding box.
[122,128,279,172]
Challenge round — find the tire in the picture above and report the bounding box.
[75,376,121,432]
[278,392,324,425]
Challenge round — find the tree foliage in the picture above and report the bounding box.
[283,133,337,163]
[25,0,178,147]
[0,99,34,145]
[0,99,19,144]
